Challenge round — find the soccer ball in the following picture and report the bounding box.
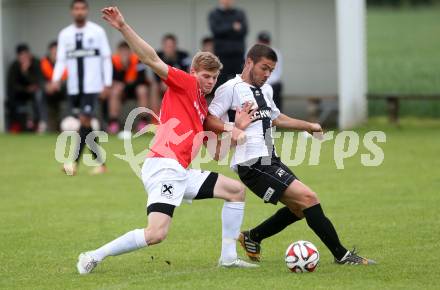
[60,117,100,131]
[60,116,80,131]
[90,118,100,131]
[285,240,319,273]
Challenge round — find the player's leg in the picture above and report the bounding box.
[240,155,374,264]
[62,94,86,176]
[212,175,246,264]
[244,163,304,243]
[241,205,302,249]
[78,94,106,174]
[280,180,375,264]
[184,171,257,268]
[77,211,172,275]
[107,81,125,134]
[92,212,171,260]
[280,179,347,258]
[63,93,103,173]
[75,113,91,161]
[77,158,186,274]
[237,158,302,261]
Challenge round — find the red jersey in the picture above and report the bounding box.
[147,66,208,168]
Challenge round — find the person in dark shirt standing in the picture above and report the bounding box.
[209,0,248,86]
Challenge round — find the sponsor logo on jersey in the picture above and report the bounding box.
[275,168,286,177]
[67,49,100,59]
[252,108,272,122]
[263,187,275,202]
[161,183,174,198]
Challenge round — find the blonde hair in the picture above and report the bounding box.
[191,51,223,72]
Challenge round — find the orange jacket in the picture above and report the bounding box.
[112,53,140,83]
[40,57,67,81]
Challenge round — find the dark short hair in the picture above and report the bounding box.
[162,34,177,43]
[118,41,130,49]
[246,44,277,64]
[70,0,88,9]
[48,40,57,50]
[16,43,30,54]
[257,31,271,44]
[202,36,213,45]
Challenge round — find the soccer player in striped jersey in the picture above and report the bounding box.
[206,44,376,266]
[53,0,112,175]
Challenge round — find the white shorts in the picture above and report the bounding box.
[141,158,218,213]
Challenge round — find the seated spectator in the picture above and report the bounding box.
[157,34,191,71]
[107,41,157,134]
[156,34,191,95]
[201,36,214,53]
[6,44,44,133]
[257,31,283,111]
[40,40,67,132]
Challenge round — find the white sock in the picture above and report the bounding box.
[90,229,147,261]
[220,201,245,262]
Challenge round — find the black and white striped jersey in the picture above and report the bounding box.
[53,21,112,95]
[209,75,281,169]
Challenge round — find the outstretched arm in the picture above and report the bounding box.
[273,113,323,136]
[101,7,168,79]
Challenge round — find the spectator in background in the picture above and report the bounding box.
[257,31,283,111]
[41,41,67,132]
[209,0,248,86]
[201,36,214,53]
[6,44,45,133]
[157,34,191,72]
[156,33,191,95]
[107,41,158,134]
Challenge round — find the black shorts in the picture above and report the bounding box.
[124,82,147,99]
[193,172,219,200]
[68,93,98,117]
[237,156,297,205]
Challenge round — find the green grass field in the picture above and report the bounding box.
[1,118,439,289]
[368,5,440,117]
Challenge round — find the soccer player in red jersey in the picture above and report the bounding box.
[76,6,257,274]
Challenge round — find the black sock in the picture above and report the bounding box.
[75,125,92,163]
[86,129,105,165]
[303,204,347,260]
[250,207,301,243]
